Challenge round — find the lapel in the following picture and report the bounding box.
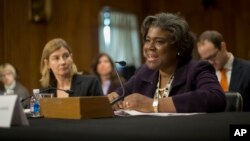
[139,65,159,97]
[172,64,188,88]
[169,61,188,95]
[70,74,82,96]
[229,58,242,90]
[140,70,158,85]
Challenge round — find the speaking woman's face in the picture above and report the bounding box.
[143,27,177,70]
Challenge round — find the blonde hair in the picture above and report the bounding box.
[0,63,17,80]
[40,38,79,87]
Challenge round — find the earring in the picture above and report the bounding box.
[177,52,180,56]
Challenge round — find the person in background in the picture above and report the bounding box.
[91,53,124,95]
[40,38,103,97]
[0,63,29,108]
[197,30,250,111]
[108,12,226,113]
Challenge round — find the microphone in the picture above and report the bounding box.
[111,61,126,105]
[20,87,74,103]
[115,61,126,66]
[41,87,74,95]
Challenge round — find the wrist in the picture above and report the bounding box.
[152,98,159,113]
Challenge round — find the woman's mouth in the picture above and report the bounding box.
[147,54,159,62]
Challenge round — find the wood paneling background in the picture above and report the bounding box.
[1,0,250,93]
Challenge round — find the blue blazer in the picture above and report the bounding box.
[229,58,250,111]
[116,60,226,113]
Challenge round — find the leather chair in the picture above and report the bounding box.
[225,92,243,112]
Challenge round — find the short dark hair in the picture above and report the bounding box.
[198,30,224,49]
[141,12,195,61]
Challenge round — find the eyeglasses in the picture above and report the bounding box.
[203,49,219,61]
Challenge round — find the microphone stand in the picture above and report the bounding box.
[111,61,126,105]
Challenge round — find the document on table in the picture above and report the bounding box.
[114,109,204,117]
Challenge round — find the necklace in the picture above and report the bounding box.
[154,72,175,99]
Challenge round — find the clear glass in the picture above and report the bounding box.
[39,93,54,98]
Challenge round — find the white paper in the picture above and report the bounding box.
[114,109,204,117]
[0,95,29,128]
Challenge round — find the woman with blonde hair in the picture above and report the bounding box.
[40,38,103,97]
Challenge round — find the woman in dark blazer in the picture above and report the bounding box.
[40,38,103,97]
[108,13,226,113]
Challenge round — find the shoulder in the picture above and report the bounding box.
[134,64,157,76]
[72,74,98,84]
[233,58,250,69]
[180,60,215,72]
[15,81,28,91]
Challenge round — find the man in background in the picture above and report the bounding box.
[197,30,250,111]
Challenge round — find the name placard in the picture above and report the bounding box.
[0,95,29,128]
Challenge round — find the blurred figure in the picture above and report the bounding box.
[91,53,124,95]
[108,13,226,113]
[40,38,103,97]
[197,30,250,111]
[0,63,29,108]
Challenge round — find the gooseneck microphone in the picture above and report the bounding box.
[111,61,126,105]
[41,87,74,95]
[20,87,74,103]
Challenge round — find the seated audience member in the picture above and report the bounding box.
[197,30,250,111]
[0,63,29,108]
[40,38,103,97]
[108,13,226,113]
[91,53,125,95]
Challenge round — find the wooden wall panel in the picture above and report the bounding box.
[234,0,250,60]
[0,1,3,64]
[0,0,249,93]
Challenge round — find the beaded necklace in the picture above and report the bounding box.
[154,73,175,99]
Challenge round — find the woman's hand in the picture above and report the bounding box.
[107,92,123,110]
[123,93,154,112]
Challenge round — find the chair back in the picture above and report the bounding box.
[225,92,243,112]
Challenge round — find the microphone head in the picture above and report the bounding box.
[66,90,74,95]
[115,61,126,66]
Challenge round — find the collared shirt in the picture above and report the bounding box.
[4,80,16,91]
[216,52,234,85]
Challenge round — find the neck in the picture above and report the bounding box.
[4,80,16,89]
[222,52,230,67]
[159,65,176,79]
[56,75,71,89]
[100,75,110,83]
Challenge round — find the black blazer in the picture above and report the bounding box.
[229,58,250,111]
[70,74,103,96]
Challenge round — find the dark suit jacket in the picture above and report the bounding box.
[116,60,226,113]
[70,74,103,96]
[229,58,250,111]
[47,74,103,97]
